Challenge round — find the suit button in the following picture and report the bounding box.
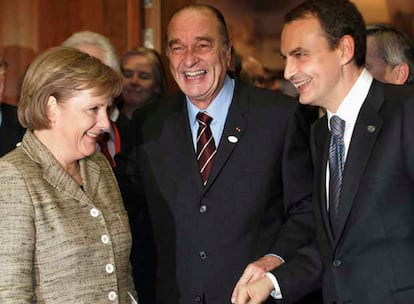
[332,260,342,267]
[199,205,207,213]
[194,295,201,303]
[199,251,207,259]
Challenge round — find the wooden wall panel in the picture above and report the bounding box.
[0,0,37,104]
[0,0,143,105]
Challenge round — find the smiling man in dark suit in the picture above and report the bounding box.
[115,4,320,304]
[236,1,414,303]
[0,52,25,157]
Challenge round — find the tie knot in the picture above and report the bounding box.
[330,115,345,137]
[197,112,213,126]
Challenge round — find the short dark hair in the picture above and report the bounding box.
[284,0,366,67]
[167,4,230,51]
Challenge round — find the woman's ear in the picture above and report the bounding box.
[47,95,58,126]
[391,63,409,85]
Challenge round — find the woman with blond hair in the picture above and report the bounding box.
[0,46,137,303]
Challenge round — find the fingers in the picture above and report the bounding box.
[233,278,273,304]
[231,263,266,303]
[233,284,250,304]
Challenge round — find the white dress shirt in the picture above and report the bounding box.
[325,69,373,207]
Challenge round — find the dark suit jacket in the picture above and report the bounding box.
[116,81,320,304]
[0,102,25,157]
[309,80,414,303]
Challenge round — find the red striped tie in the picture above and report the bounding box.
[196,112,217,185]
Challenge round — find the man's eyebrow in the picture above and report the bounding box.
[194,36,214,43]
[168,36,214,47]
[168,39,181,47]
[288,47,306,56]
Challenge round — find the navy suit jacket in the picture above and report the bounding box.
[116,81,320,304]
[0,102,25,157]
[274,80,414,304]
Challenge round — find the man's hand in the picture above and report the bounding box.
[232,276,275,304]
[231,255,283,303]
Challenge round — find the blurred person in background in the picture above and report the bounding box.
[366,23,414,85]
[0,46,136,303]
[241,55,267,88]
[116,46,167,143]
[117,46,167,304]
[0,49,25,156]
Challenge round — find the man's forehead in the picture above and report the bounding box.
[168,8,216,32]
[168,13,219,43]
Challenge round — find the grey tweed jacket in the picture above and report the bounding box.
[0,130,137,303]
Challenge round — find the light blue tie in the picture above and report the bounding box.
[329,115,345,236]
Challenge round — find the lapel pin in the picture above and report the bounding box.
[367,125,376,133]
[228,135,238,143]
[235,127,241,133]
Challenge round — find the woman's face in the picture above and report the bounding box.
[121,54,157,108]
[52,89,111,161]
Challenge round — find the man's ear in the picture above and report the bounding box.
[391,63,409,85]
[338,35,355,66]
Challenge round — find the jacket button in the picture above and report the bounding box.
[194,295,201,303]
[90,208,100,217]
[199,205,207,213]
[108,291,117,301]
[199,251,207,260]
[101,234,110,244]
[332,260,342,267]
[105,263,114,273]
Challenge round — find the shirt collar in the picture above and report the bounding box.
[187,75,234,126]
[327,68,373,131]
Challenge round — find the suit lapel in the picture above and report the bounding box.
[170,96,205,192]
[203,82,248,192]
[335,82,384,242]
[313,117,336,245]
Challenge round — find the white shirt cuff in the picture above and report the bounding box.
[265,272,283,299]
[265,253,285,263]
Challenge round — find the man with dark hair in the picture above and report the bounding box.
[116,3,319,304]
[235,0,414,303]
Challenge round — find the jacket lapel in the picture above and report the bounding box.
[335,82,384,243]
[313,117,336,246]
[22,130,94,204]
[170,95,205,192]
[203,82,248,192]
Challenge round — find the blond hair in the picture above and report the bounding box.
[19,46,122,130]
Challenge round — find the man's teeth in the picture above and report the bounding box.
[87,132,98,138]
[185,70,207,77]
[294,79,311,89]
